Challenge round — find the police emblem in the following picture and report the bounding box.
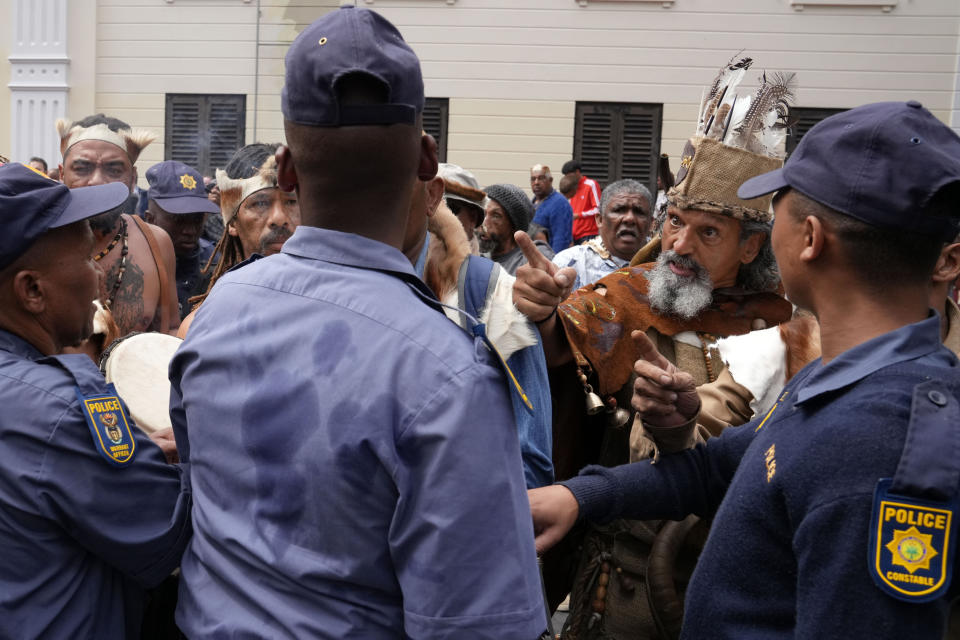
[179,173,197,190]
[102,412,123,444]
[868,478,957,602]
[76,386,137,467]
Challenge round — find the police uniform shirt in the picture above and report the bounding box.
[564,312,960,638]
[0,330,191,639]
[170,226,547,639]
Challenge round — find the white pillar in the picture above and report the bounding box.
[8,0,69,168]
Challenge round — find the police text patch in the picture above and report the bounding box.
[76,386,137,467]
[868,478,957,602]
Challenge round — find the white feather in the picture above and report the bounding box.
[696,87,709,136]
[723,94,751,144]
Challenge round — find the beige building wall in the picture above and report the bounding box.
[93,0,337,185]
[371,0,960,188]
[5,1,957,191]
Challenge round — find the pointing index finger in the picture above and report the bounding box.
[631,330,672,371]
[515,231,556,274]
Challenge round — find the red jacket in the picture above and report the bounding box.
[569,175,601,240]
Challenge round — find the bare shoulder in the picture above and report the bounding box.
[177,308,197,339]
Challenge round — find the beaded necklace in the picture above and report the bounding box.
[699,331,718,383]
[94,222,123,261]
[103,217,129,311]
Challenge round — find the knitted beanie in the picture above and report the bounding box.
[484,183,533,233]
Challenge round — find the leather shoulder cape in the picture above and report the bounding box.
[558,263,793,395]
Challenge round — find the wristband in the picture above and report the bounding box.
[537,307,558,325]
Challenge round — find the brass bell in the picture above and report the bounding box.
[584,385,605,415]
[607,406,631,428]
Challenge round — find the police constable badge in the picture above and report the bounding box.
[869,478,957,602]
[76,385,137,467]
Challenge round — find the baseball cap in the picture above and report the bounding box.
[739,101,960,239]
[0,163,130,270]
[281,6,424,127]
[145,161,219,215]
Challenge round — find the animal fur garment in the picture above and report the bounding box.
[442,178,486,206]
[424,200,472,303]
[715,313,821,417]
[215,156,279,225]
[559,265,793,396]
[91,299,122,358]
[424,202,536,360]
[56,119,156,163]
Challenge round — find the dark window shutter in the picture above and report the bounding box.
[166,95,203,168]
[165,94,246,176]
[574,102,663,196]
[621,110,659,194]
[208,97,246,174]
[786,107,847,156]
[423,98,449,163]
[577,108,614,185]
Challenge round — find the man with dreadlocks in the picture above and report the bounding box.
[57,114,179,337]
[177,143,301,337]
[515,58,800,638]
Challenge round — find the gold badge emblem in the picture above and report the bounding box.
[886,525,938,574]
[179,173,197,190]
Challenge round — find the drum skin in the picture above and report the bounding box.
[100,332,182,434]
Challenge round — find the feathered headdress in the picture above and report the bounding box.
[670,54,797,222]
[56,117,156,163]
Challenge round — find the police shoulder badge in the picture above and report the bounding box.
[76,385,137,467]
[868,478,957,602]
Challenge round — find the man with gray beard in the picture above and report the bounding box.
[513,59,798,639]
[644,250,713,319]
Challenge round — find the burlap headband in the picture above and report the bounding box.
[667,137,782,223]
[56,119,156,163]
[216,156,279,225]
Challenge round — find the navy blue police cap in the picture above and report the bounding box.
[739,101,960,240]
[145,160,219,215]
[281,6,424,127]
[0,163,130,270]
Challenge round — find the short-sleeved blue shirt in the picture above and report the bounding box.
[171,226,546,638]
[0,331,191,639]
[533,190,573,252]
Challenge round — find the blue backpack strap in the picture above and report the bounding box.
[868,379,960,602]
[458,255,499,330]
[39,354,139,468]
[458,255,554,487]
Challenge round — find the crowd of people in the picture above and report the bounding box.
[2,6,960,639]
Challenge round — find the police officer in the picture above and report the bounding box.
[169,7,546,639]
[0,163,191,638]
[143,160,220,320]
[530,101,960,638]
